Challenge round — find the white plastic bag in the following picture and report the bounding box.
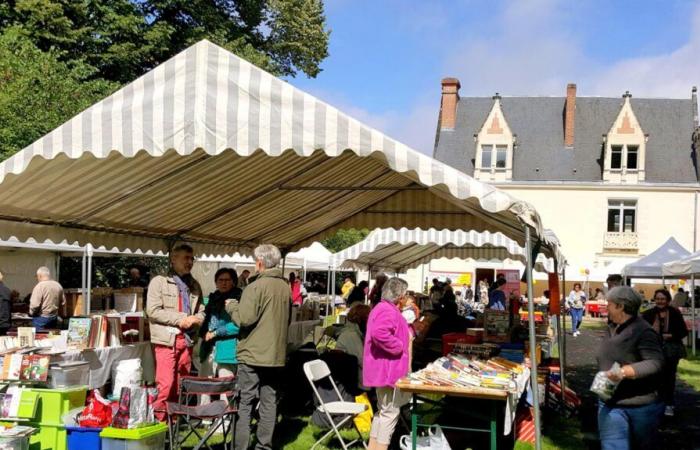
[112,358,143,398]
[400,425,452,450]
[590,362,622,401]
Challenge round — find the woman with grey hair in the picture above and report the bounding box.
[596,286,665,450]
[363,277,411,450]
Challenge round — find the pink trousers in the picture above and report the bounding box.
[153,335,192,421]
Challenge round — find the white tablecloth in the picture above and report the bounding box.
[504,369,530,435]
[52,342,155,389]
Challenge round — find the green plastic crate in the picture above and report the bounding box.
[99,423,167,440]
[28,424,66,450]
[23,387,87,426]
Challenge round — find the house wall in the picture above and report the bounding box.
[496,184,699,281]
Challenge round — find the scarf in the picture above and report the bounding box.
[173,274,191,314]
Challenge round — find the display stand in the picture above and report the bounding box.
[397,370,529,450]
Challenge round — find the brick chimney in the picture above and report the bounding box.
[440,78,461,130]
[564,83,577,147]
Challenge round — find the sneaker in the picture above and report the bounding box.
[665,406,674,417]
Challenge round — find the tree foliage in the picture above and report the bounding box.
[321,228,370,253]
[0,0,330,84]
[0,27,117,160]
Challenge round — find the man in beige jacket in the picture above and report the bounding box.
[146,243,204,420]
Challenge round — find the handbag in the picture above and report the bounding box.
[353,393,373,433]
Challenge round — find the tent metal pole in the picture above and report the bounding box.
[81,248,87,316]
[693,274,697,356]
[86,243,93,314]
[303,258,307,284]
[555,261,566,406]
[524,226,542,450]
[331,267,336,316]
[560,265,567,396]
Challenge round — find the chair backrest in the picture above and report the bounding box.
[179,376,237,397]
[304,359,331,382]
[304,359,346,407]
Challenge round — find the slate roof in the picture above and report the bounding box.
[433,95,699,183]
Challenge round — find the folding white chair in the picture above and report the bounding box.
[303,359,368,450]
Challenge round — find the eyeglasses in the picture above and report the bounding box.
[217,278,233,282]
[654,297,667,301]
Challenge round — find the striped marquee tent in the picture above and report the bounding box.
[333,228,559,274]
[0,40,561,446]
[0,40,559,259]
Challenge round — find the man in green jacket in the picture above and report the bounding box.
[229,244,290,450]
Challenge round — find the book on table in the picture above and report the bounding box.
[17,328,35,348]
[67,317,92,349]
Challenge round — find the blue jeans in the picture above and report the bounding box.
[598,400,664,450]
[570,308,583,333]
[32,315,57,330]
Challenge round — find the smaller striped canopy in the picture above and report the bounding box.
[333,228,557,273]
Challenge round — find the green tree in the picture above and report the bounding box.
[321,228,370,253]
[0,28,117,160]
[1,0,330,84]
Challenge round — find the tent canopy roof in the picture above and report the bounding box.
[662,250,700,277]
[333,228,557,273]
[622,237,691,278]
[0,40,556,258]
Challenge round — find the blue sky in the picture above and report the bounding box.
[287,0,700,154]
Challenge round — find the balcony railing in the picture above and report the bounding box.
[604,232,639,250]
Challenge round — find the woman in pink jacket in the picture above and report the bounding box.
[363,277,411,450]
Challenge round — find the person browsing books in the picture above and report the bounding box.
[29,267,65,330]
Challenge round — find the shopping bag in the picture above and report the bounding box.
[352,393,373,433]
[399,425,451,450]
[77,390,112,428]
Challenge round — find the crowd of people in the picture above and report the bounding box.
[0,252,696,449]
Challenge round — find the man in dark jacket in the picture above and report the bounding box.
[0,270,11,335]
[228,244,290,450]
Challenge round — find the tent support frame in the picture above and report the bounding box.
[525,225,542,450]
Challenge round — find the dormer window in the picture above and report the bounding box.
[480,144,507,170]
[604,92,646,183]
[474,96,514,182]
[610,145,638,171]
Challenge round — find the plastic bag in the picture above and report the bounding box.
[353,393,373,433]
[112,359,143,399]
[400,425,452,450]
[590,362,622,401]
[77,390,112,428]
[111,385,157,429]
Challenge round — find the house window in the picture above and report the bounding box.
[607,200,637,233]
[627,145,638,169]
[481,145,492,168]
[611,145,623,169]
[609,144,639,171]
[495,145,507,168]
[479,144,507,170]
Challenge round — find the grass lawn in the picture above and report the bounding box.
[180,417,367,450]
[678,353,700,391]
[514,413,586,450]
